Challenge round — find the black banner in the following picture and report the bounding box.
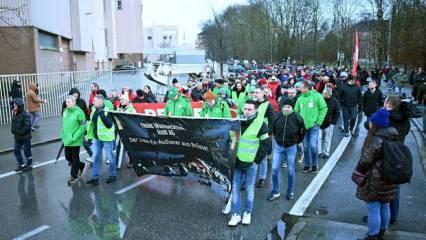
[110,112,240,193]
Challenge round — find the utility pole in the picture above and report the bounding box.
[387,0,393,65]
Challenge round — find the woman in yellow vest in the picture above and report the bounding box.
[228,100,271,227]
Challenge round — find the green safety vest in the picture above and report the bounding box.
[257,101,269,125]
[237,116,267,163]
[232,91,247,114]
[87,109,115,141]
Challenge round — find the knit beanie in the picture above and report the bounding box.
[370,108,390,128]
[203,91,216,100]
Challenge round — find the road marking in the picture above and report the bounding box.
[289,136,351,216]
[0,151,87,180]
[13,225,50,240]
[115,175,157,194]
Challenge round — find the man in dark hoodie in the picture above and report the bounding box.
[62,88,93,160]
[362,80,383,125]
[269,97,305,201]
[318,87,341,159]
[339,75,362,137]
[11,98,33,172]
[9,80,23,110]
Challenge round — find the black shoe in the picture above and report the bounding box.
[318,153,325,158]
[390,218,397,225]
[323,154,329,159]
[106,176,116,184]
[362,215,368,223]
[310,166,318,173]
[86,178,99,185]
[256,179,265,188]
[67,177,79,185]
[303,166,311,172]
[378,229,386,240]
[23,165,33,172]
[15,164,26,172]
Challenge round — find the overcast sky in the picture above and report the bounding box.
[143,0,247,45]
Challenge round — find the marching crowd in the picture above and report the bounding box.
[9,62,425,240]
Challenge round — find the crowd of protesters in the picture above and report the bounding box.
[8,60,424,238]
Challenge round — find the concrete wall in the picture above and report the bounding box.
[104,0,117,59]
[69,0,93,52]
[30,0,72,38]
[115,0,143,54]
[0,27,36,74]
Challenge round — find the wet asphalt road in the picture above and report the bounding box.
[0,115,424,239]
[0,126,344,240]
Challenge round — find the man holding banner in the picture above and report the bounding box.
[86,95,117,185]
[228,100,271,227]
[164,87,193,117]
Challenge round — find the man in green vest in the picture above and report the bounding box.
[62,95,87,185]
[86,95,117,186]
[200,91,231,118]
[164,87,193,117]
[253,86,276,188]
[228,100,270,227]
[231,82,247,115]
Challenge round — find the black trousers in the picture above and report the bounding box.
[65,146,85,178]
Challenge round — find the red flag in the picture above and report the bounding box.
[352,29,359,76]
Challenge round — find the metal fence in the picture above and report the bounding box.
[0,71,113,126]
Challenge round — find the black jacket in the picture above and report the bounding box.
[321,96,341,129]
[236,115,271,169]
[272,112,305,147]
[362,89,384,117]
[339,83,362,108]
[9,81,23,99]
[62,88,90,120]
[191,88,205,102]
[11,99,31,141]
[389,108,410,143]
[146,92,157,103]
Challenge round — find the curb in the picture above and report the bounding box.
[0,138,60,154]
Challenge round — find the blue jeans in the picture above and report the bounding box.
[390,186,400,221]
[231,164,258,214]
[366,201,390,235]
[14,139,32,166]
[29,111,41,128]
[258,157,267,180]
[271,138,296,195]
[92,139,116,179]
[303,125,319,167]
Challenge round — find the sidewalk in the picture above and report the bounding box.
[0,117,62,153]
[276,215,426,240]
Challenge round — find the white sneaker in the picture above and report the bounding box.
[227,214,241,227]
[242,212,251,225]
[86,157,93,163]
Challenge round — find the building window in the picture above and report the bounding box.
[39,31,58,50]
[147,36,152,40]
[117,0,122,10]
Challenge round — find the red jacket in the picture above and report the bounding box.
[267,81,280,112]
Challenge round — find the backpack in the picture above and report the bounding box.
[382,139,413,184]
